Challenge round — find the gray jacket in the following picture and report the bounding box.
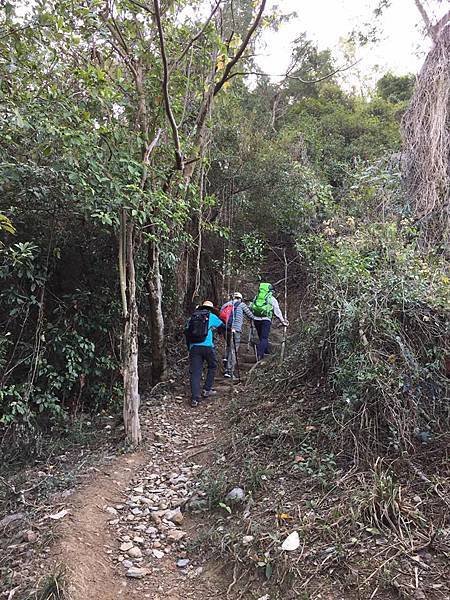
[220,300,254,333]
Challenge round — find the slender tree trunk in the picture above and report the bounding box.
[147,240,167,382]
[119,214,141,445]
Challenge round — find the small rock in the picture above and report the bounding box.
[225,487,245,502]
[150,511,164,525]
[126,567,148,578]
[120,541,133,552]
[133,536,145,544]
[146,527,158,535]
[152,549,165,559]
[23,530,37,543]
[127,546,142,559]
[105,506,118,516]
[133,486,144,494]
[242,535,254,546]
[131,507,142,516]
[165,508,183,525]
[168,530,186,543]
[176,558,190,568]
[122,560,133,569]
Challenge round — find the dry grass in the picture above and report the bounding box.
[198,342,450,599]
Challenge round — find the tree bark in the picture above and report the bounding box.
[120,219,141,445]
[147,240,167,382]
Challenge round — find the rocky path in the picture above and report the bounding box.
[55,330,283,600]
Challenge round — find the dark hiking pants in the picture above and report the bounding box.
[189,346,217,402]
[255,319,271,360]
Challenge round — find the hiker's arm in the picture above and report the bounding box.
[272,297,288,325]
[242,303,255,321]
[184,320,190,349]
[211,313,226,334]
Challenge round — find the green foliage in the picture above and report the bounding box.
[0,213,15,237]
[295,166,449,452]
[376,72,415,104]
[0,241,121,427]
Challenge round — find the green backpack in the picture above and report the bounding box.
[251,283,274,318]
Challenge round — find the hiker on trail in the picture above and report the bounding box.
[185,300,225,407]
[250,283,288,361]
[219,292,255,379]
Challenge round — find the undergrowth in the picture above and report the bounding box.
[200,203,449,598]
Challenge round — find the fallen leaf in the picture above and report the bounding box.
[278,513,293,520]
[281,530,300,551]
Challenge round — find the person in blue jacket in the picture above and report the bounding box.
[186,300,225,407]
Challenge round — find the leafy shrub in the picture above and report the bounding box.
[0,240,121,429]
[296,215,448,454]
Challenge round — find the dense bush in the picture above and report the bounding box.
[0,235,122,429]
[295,167,449,453]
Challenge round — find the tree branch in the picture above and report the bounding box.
[153,0,184,170]
[431,10,450,41]
[127,0,153,11]
[213,0,267,96]
[173,0,223,70]
[224,59,360,85]
[414,0,435,40]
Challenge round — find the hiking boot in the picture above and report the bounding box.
[202,389,218,398]
[190,398,200,407]
[224,371,232,378]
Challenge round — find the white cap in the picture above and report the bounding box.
[233,292,243,300]
[202,300,214,308]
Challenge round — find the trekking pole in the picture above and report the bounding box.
[232,331,241,382]
[280,248,288,362]
[250,321,258,361]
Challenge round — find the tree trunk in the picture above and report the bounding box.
[147,240,167,382]
[120,216,141,445]
[122,298,141,445]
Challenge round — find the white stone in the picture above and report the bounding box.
[281,531,300,551]
[225,487,245,502]
[126,567,148,578]
[127,546,143,559]
[120,541,133,552]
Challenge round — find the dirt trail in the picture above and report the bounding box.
[57,452,147,600]
[52,328,285,600]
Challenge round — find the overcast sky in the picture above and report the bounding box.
[257,0,446,89]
